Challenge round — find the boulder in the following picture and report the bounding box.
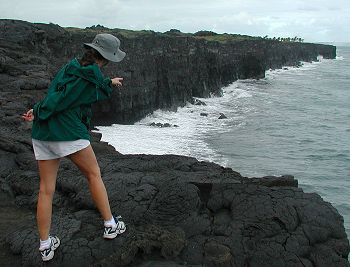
[189,98,207,106]
[218,113,227,119]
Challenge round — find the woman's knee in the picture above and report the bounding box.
[38,186,55,198]
[85,166,101,182]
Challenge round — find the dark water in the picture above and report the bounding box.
[99,44,350,239]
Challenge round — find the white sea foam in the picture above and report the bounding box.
[96,81,256,167]
[264,59,330,80]
[97,101,226,163]
[223,86,253,98]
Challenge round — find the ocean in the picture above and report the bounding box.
[97,43,350,238]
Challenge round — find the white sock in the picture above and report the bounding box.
[39,237,51,250]
[104,217,117,226]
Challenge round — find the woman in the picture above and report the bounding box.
[22,33,126,262]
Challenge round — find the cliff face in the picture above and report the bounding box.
[0,19,336,124]
[0,20,348,266]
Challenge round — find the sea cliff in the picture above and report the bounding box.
[0,19,336,124]
[0,20,348,267]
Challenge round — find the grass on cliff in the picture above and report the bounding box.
[66,26,162,38]
[193,34,262,43]
[65,26,263,43]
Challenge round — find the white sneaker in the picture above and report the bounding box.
[103,216,126,239]
[39,236,60,262]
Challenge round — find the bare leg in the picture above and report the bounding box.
[68,145,112,221]
[37,159,60,241]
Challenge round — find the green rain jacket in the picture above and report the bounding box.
[32,58,113,141]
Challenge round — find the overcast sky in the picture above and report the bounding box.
[1,0,349,42]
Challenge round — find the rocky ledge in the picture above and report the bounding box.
[0,132,349,267]
[0,20,348,266]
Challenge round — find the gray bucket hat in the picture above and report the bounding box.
[84,33,126,62]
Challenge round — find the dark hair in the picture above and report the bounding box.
[79,48,107,66]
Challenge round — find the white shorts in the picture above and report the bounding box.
[32,139,90,160]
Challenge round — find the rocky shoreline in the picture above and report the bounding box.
[0,19,349,266]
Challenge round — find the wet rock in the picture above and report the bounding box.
[218,113,227,119]
[149,122,176,128]
[189,98,207,106]
[90,131,102,142]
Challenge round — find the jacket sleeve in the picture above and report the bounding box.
[33,65,113,121]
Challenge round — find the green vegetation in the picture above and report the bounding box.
[263,35,304,42]
[193,30,218,36]
[65,25,160,38]
[164,29,263,43]
[64,25,304,43]
[194,33,262,43]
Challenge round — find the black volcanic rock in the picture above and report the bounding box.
[2,151,349,266]
[189,97,207,106]
[0,19,336,125]
[0,20,348,267]
[218,113,227,119]
[149,122,175,127]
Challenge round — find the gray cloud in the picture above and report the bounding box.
[0,0,349,42]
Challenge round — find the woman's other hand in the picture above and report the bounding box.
[22,109,34,122]
[111,77,123,87]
